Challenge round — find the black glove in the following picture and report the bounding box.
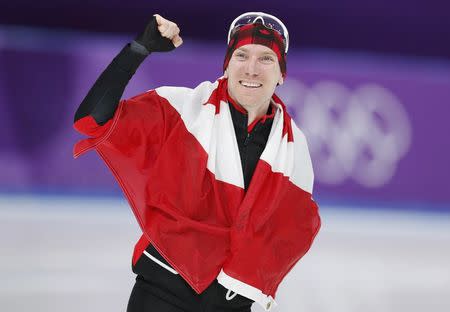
[135,16,176,52]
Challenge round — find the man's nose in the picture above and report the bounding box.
[245,57,259,76]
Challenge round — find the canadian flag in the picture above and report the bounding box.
[74,78,321,311]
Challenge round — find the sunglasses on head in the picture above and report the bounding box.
[227,12,289,53]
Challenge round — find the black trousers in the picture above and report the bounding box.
[127,253,254,312]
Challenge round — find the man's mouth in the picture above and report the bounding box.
[239,81,262,88]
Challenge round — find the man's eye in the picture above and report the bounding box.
[261,56,275,62]
[235,53,246,58]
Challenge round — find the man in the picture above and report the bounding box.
[73,12,321,312]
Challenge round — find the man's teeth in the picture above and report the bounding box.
[240,81,262,88]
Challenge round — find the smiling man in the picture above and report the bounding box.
[73,12,321,312]
[225,44,284,123]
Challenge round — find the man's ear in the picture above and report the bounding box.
[278,75,284,86]
[223,70,228,78]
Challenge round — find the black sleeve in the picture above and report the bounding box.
[73,41,150,125]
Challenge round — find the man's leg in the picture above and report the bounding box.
[127,278,182,312]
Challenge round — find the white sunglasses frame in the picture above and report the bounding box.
[227,12,290,53]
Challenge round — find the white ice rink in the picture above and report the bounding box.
[1,195,449,312]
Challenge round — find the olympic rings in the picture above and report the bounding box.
[277,79,412,188]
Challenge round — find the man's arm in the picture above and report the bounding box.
[74,14,182,126]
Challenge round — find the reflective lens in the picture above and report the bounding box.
[227,12,289,53]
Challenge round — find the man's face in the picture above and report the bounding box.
[225,44,284,109]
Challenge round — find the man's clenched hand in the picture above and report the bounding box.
[135,14,183,52]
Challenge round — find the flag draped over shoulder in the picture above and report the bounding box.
[73,78,321,311]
